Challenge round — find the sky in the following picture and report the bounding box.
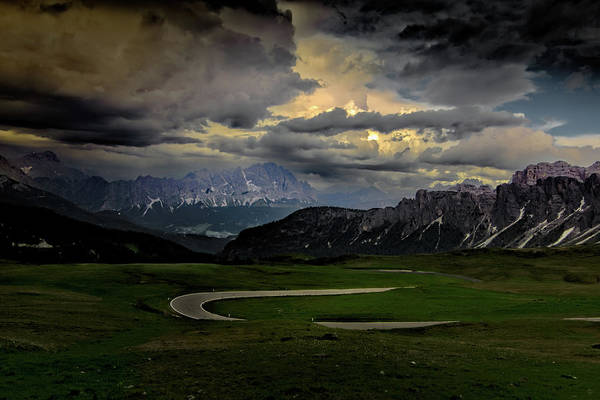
[0,0,599,197]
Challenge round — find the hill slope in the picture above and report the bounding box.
[0,201,210,263]
[0,175,230,254]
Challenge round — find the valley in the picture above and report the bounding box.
[3,2,600,399]
[2,247,600,399]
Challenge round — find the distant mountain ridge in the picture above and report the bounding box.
[8,151,317,235]
[0,176,212,263]
[12,152,316,209]
[223,161,600,258]
[0,175,231,254]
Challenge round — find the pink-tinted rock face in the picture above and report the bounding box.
[449,183,494,197]
[587,161,600,176]
[511,161,600,185]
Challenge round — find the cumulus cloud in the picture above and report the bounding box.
[419,126,600,170]
[0,0,317,146]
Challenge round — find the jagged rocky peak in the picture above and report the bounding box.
[14,150,87,181]
[180,162,315,200]
[511,161,600,185]
[448,179,494,197]
[407,180,496,214]
[588,161,600,176]
[428,179,494,197]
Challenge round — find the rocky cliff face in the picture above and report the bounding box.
[223,172,600,258]
[511,161,600,185]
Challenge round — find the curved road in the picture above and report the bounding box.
[170,287,398,321]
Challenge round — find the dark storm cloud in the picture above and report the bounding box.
[0,0,317,146]
[295,0,600,106]
[32,0,285,19]
[0,85,195,146]
[270,107,525,140]
[319,0,600,71]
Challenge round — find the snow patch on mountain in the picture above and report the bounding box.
[478,206,526,248]
[549,227,576,247]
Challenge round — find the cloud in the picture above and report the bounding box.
[0,0,317,146]
[554,134,600,148]
[270,106,526,140]
[564,70,592,91]
[416,65,536,107]
[3,0,599,196]
[419,126,600,170]
[206,127,421,179]
[292,0,600,107]
[532,118,566,132]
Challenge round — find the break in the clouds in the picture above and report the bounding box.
[0,0,599,195]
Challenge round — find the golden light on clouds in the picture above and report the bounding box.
[2,0,596,197]
[367,131,379,141]
[344,100,364,116]
[268,24,424,119]
[0,129,54,147]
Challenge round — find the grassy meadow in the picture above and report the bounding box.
[2,246,600,399]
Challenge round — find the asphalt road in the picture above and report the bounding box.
[170,287,398,321]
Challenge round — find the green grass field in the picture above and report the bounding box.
[2,247,600,399]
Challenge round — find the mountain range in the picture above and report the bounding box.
[0,175,213,263]
[4,151,317,237]
[223,161,600,259]
[3,151,600,261]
